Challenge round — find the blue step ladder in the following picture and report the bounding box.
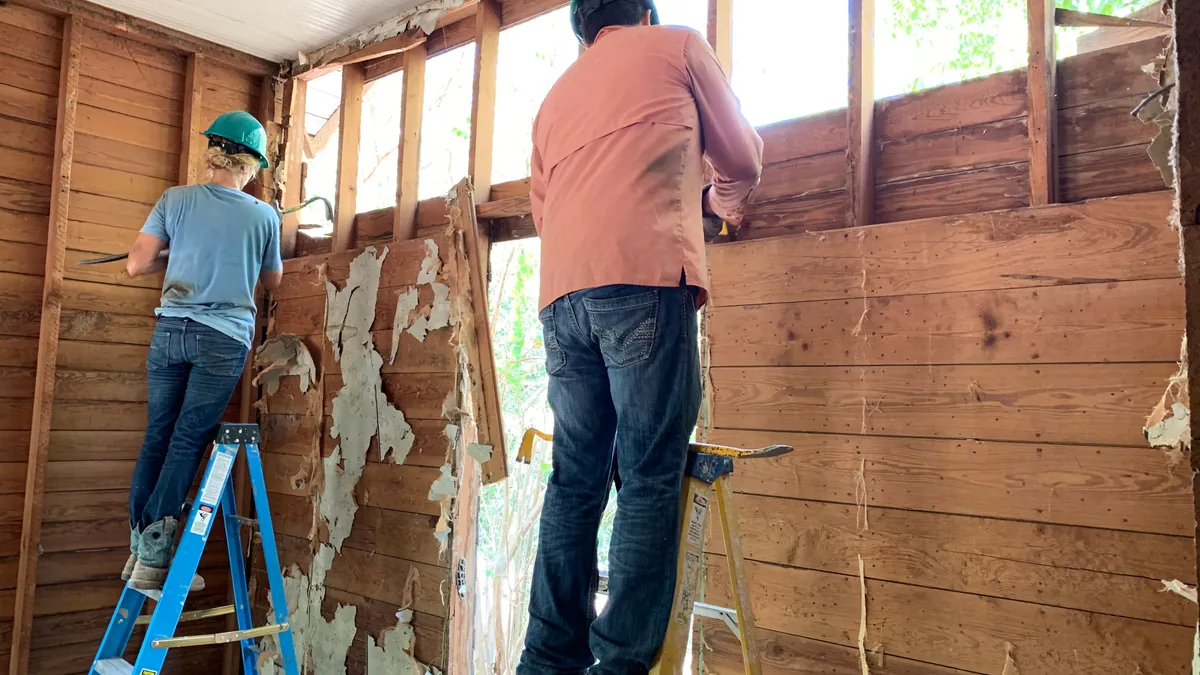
[89,423,300,675]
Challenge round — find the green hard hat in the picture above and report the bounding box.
[203,110,269,169]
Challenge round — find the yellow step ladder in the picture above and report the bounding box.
[518,430,793,675]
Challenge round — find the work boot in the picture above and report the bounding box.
[129,517,205,592]
[121,527,139,582]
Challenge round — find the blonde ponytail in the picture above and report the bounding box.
[205,146,260,189]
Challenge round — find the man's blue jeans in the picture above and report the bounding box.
[519,284,701,675]
[129,317,248,531]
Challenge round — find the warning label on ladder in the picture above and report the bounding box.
[685,493,708,548]
[199,451,235,506]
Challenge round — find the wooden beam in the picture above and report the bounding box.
[9,14,81,675]
[295,32,426,81]
[295,1,478,79]
[179,54,204,185]
[333,64,365,253]
[846,0,875,227]
[1027,0,1058,206]
[7,0,278,75]
[1055,7,1170,28]
[706,0,733,75]
[254,76,283,203]
[395,43,427,241]
[1174,0,1200,618]
[468,0,501,202]
[281,78,307,257]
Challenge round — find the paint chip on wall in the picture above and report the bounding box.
[254,334,318,396]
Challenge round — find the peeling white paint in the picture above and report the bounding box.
[254,334,318,396]
[1163,579,1199,604]
[466,443,493,464]
[259,545,359,675]
[324,247,414,549]
[297,0,468,66]
[417,239,442,285]
[391,287,420,363]
[366,609,440,675]
[428,463,456,501]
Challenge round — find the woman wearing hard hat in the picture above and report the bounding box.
[121,110,283,590]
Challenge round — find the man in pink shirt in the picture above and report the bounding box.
[519,1,763,672]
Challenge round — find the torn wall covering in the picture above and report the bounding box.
[296,0,468,66]
[257,232,479,674]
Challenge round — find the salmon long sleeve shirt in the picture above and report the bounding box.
[530,24,763,310]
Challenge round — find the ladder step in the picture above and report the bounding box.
[151,622,288,649]
[93,658,134,675]
[135,604,236,626]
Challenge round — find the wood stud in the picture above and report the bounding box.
[468,0,501,203]
[847,0,875,227]
[333,63,365,253]
[10,13,81,675]
[179,54,204,185]
[394,43,427,242]
[281,77,307,257]
[1027,0,1058,205]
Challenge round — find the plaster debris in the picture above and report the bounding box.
[856,555,870,675]
[259,545,358,675]
[1162,579,1199,603]
[326,246,388,361]
[254,334,318,396]
[1145,337,1189,468]
[1001,642,1020,675]
[1135,41,1176,187]
[324,247,414,548]
[444,423,460,446]
[390,287,420,363]
[466,443,493,464]
[417,239,442,285]
[428,463,457,501]
[429,463,457,552]
[367,609,441,675]
[296,0,466,65]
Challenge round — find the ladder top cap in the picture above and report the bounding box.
[216,423,261,444]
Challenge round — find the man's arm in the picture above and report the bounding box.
[684,31,763,225]
[126,233,168,277]
[530,132,547,234]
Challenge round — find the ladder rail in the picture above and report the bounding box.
[89,424,300,675]
[221,457,260,674]
[245,440,301,675]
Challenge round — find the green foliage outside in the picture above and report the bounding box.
[884,0,1154,94]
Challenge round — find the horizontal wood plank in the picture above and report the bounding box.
[708,192,1175,307]
[711,362,1174,446]
[708,277,1183,367]
[703,556,1191,675]
[876,70,1025,140]
[874,162,1029,224]
[706,494,1194,625]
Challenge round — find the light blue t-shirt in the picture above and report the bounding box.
[140,184,282,348]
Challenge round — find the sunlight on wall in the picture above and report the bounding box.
[420,43,476,199]
[493,8,579,184]
[357,70,403,213]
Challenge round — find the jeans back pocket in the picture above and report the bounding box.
[146,331,171,370]
[583,289,658,367]
[195,335,249,377]
[539,304,566,376]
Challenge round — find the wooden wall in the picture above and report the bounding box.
[699,191,1193,674]
[0,2,277,672]
[745,35,1166,239]
[252,236,459,671]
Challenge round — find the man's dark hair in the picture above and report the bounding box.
[577,0,649,44]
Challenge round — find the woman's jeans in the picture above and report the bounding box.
[519,283,701,675]
[129,317,248,531]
